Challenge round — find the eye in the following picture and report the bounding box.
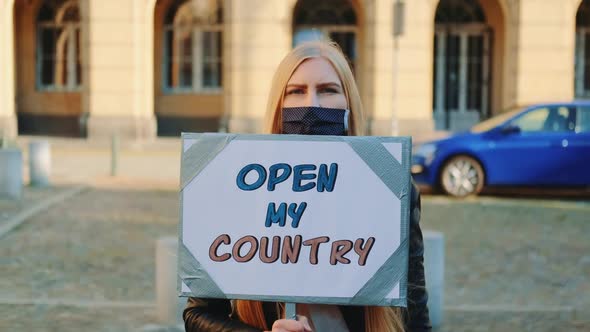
[286,88,305,95]
[319,87,339,94]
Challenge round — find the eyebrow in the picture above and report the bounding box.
[286,82,342,88]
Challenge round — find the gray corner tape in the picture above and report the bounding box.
[178,242,227,299]
[345,138,409,200]
[181,133,236,190]
[351,237,409,306]
[177,192,185,296]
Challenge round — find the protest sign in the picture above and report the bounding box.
[178,133,411,306]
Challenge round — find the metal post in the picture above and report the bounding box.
[391,0,405,136]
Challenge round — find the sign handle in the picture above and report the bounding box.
[285,302,297,320]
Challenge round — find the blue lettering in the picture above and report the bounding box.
[236,164,266,191]
[265,202,287,227]
[292,164,317,192]
[288,202,307,228]
[267,163,292,191]
[317,163,338,192]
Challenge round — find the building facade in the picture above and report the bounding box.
[0,0,587,139]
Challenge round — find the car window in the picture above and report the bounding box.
[556,107,576,132]
[513,107,576,133]
[470,108,521,133]
[512,108,549,132]
[576,107,590,133]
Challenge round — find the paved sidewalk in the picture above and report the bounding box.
[0,186,61,225]
[422,197,590,331]
[1,188,179,331]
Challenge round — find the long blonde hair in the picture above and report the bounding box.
[264,40,365,135]
[236,40,405,332]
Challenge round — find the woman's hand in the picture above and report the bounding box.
[265,316,312,332]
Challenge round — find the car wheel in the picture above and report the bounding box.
[440,155,485,197]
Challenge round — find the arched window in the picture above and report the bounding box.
[164,0,223,92]
[293,0,357,70]
[433,0,490,131]
[37,0,81,91]
[575,0,590,98]
[434,0,486,24]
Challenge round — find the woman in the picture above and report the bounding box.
[184,41,431,332]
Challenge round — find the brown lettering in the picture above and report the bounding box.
[330,240,353,265]
[259,236,281,263]
[232,235,258,263]
[354,237,375,266]
[209,234,231,262]
[281,235,302,264]
[303,236,330,265]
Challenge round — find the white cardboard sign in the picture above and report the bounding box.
[178,133,411,306]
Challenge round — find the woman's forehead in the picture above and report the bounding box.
[287,57,342,85]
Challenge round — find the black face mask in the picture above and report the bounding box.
[281,106,350,136]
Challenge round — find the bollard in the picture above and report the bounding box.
[156,237,181,325]
[423,231,445,328]
[29,140,51,187]
[0,148,23,200]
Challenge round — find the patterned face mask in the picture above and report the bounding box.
[281,106,350,136]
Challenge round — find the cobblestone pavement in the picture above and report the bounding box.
[0,186,61,224]
[2,136,589,331]
[421,196,590,331]
[1,188,179,331]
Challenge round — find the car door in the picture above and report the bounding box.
[567,106,590,185]
[485,106,573,186]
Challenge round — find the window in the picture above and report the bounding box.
[164,0,223,93]
[576,1,590,98]
[293,0,357,71]
[434,0,486,24]
[433,0,491,131]
[37,0,82,91]
[576,107,590,132]
[513,107,577,133]
[512,108,550,132]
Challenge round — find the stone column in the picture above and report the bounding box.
[391,0,435,138]
[84,0,156,140]
[224,0,293,134]
[512,0,578,105]
[364,0,436,138]
[0,0,18,138]
[363,0,395,136]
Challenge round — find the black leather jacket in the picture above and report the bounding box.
[184,182,431,332]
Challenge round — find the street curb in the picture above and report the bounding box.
[424,196,590,212]
[445,304,576,313]
[0,298,154,308]
[0,185,87,239]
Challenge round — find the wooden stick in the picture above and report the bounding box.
[285,302,297,320]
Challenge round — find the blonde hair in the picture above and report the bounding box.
[237,40,404,332]
[264,40,365,135]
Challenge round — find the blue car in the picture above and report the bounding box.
[412,101,590,197]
